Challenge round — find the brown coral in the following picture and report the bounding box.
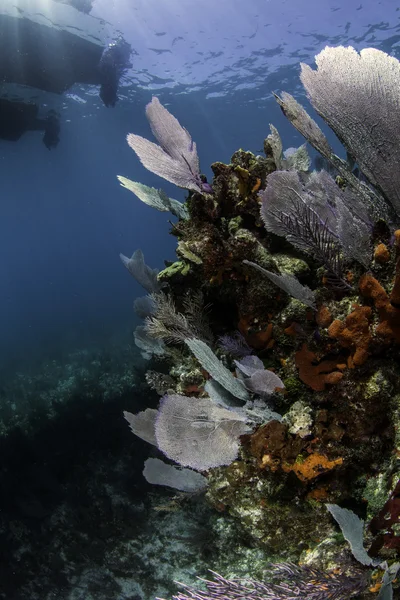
[316,305,332,328]
[295,343,344,391]
[374,243,390,264]
[249,420,305,467]
[238,315,274,350]
[359,271,400,343]
[327,304,372,367]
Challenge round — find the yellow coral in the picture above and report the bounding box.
[282,453,343,482]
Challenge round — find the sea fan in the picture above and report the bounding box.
[126,97,209,192]
[165,563,367,600]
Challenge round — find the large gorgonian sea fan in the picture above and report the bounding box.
[154,394,250,471]
[259,170,372,289]
[260,170,347,289]
[124,97,211,193]
[162,563,367,600]
[300,46,400,218]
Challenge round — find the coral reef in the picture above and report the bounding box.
[120,45,400,598]
[0,341,142,437]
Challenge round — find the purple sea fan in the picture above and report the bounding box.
[164,563,368,600]
[218,331,253,358]
[154,393,250,471]
[126,97,208,192]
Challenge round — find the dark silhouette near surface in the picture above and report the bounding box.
[0,99,60,149]
[98,37,133,107]
[0,12,131,146]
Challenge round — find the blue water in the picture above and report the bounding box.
[2,0,397,369]
[0,0,399,598]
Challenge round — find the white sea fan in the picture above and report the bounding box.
[143,458,207,493]
[300,45,400,216]
[244,259,316,309]
[185,338,249,401]
[326,504,374,567]
[126,97,203,192]
[117,177,188,220]
[155,394,250,471]
[119,248,161,293]
[134,325,165,359]
[123,408,158,446]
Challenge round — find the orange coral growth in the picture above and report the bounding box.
[359,274,388,310]
[327,305,372,367]
[316,305,332,328]
[306,487,329,502]
[284,322,299,337]
[295,343,344,391]
[238,315,273,350]
[374,243,390,264]
[390,257,400,306]
[251,178,262,193]
[359,273,400,343]
[326,319,344,338]
[282,453,343,482]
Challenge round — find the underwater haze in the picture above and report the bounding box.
[2,0,398,369]
[1,0,400,599]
